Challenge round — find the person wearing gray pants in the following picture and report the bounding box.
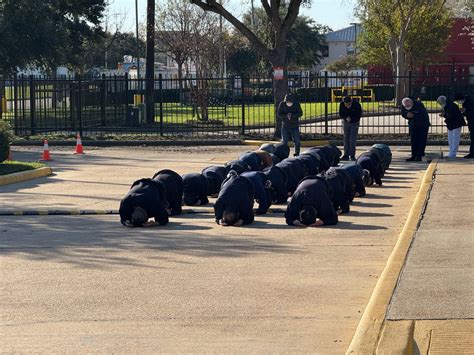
[339,96,363,161]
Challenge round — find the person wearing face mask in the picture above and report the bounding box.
[454,93,474,159]
[277,93,303,156]
[437,95,466,159]
[339,96,363,161]
[401,97,431,162]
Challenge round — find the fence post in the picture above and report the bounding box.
[101,74,106,126]
[77,74,83,137]
[13,75,18,135]
[159,74,164,136]
[241,77,245,135]
[29,75,36,135]
[124,72,129,106]
[408,70,413,97]
[324,71,329,135]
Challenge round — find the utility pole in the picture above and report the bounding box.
[145,0,155,123]
[135,0,141,90]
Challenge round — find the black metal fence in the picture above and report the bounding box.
[1,71,472,139]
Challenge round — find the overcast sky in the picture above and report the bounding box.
[109,0,358,33]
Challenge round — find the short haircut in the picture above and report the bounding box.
[343,96,352,103]
[183,194,198,206]
[131,206,148,227]
[223,210,239,225]
[401,97,413,109]
[299,205,317,226]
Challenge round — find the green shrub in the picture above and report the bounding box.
[0,120,12,163]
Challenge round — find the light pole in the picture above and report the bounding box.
[145,0,155,123]
[135,0,141,90]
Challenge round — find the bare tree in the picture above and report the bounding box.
[190,0,307,137]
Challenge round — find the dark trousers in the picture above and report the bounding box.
[409,125,429,158]
[343,121,360,157]
[281,126,301,155]
[468,120,474,155]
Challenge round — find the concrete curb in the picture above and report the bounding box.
[0,167,53,186]
[0,207,287,217]
[346,160,438,355]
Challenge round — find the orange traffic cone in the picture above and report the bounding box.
[74,133,84,155]
[41,140,53,161]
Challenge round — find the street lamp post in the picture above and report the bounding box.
[135,0,141,91]
[145,0,155,124]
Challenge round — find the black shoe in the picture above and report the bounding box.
[406,156,416,161]
[464,154,474,159]
[414,157,422,161]
[350,156,356,161]
[341,155,349,161]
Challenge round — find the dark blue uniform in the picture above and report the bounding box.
[273,143,290,161]
[285,176,338,226]
[119,178,169,226]
[296,153,320,176]
[225,160,250,175]
[182,173,209,206]
[214,173,255,225]
[241,171,272,214]
[341,163,366,197]
[356,152,384,186]
[202,165,227,196]
[401,100,430,159]
[263,165,288,204]
[152,169,183,216]
[371,144,392,171]
[259,143,275,154]
[321,169,351,214]
[302,148,331,172]
[276,158,305,195]
[239,152,263,171]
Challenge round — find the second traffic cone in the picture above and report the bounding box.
[74,133,84,155]
[41,140,53,161]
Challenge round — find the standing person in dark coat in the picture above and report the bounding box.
[454,93,474,159]
[341,163,370,197]
[119,178,169,227]
[202,166,227,196]
[263,165,288,204]
[285,176,338,227]
[356,151,384,186]
[241,171,273,215]
[214,172,255,226]
[320,168,352,214]
[239,151,263,171]
[152,169,183,216]
[437,96,466,158]
[273,142,290,161]
[182,173,209,206]
[339,96,363,161]
[224,160,250,175]
[277,93,303,156]
[401,97,431,161]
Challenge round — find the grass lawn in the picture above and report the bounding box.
[0,161,45,176]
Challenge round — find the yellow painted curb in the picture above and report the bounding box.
[346,160,438,355]
[0,167,53,186]
[242,139,330,147]
[376,320,414,355]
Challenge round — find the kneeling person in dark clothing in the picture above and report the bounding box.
[182,173,209,206]
[202,165,227,197]
[285,176,338,227]
[214,172,255,226]
[341,164,370,197]
[239,152,263,171]
[263,165,288,204]
[224,160,250,175]
[119,178,169,227]
[356,152,383,186]
[152,169,183,216]
[320,168,351,214]
[241,171,272,214]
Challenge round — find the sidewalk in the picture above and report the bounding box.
[385,159,474,353]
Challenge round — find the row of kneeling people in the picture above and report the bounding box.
[119,143,392,228]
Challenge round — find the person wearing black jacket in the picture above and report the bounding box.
[202,165,227,196]
[296,153,320,175]
[241,171,272,215]
[302,148,331,171]
[320,168,352,214]
[285,176,338,227]
[239,151,263,171]
[339,96,363,161]
[437,96,466,158]
[454,93,474,159]
[152,169,183,216]
[224,160,250,175]
[182,173,209,206]
[119,178,169,227]
[273,142,290,161]
[341,163,369,197]
[356,151,384,186]
[401,97,430,161]
[276,158,306,195]
[277,93,303,156]
[263,165,288,204]
[214,172,255,226]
